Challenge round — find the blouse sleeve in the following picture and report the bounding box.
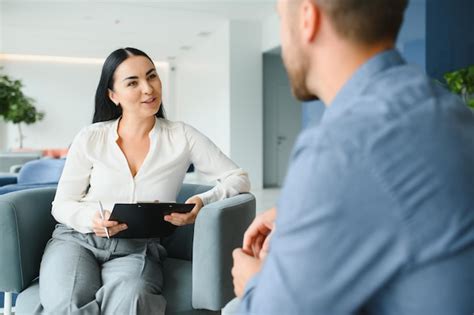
[184,124,251,205]
[51,128,98,233]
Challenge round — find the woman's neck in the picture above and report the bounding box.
[117,115,156,140]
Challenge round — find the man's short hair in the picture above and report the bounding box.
[316,0,408,44]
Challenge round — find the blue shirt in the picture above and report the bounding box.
[240,50,474,315]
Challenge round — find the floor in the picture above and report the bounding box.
[251,187,281,213]
[184,172,281,214]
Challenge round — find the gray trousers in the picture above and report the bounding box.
[36,224,167,315]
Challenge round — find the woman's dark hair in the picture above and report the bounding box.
[93,47,165,123]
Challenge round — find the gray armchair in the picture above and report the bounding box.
[0,184,255,314]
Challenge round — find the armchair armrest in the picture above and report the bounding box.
[0,187,57,293]
[192,193,255,310]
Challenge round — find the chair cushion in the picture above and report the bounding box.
[15,258,218,315]
[17,159,65,185]
[0,183,57,195]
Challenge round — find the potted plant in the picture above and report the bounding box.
[0,70,45,148]
[443,65,474,109]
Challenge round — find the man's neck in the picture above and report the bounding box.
[307,40,395,106]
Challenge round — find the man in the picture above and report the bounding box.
[227,0,474,314]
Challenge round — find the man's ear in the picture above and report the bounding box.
[300,0,319,43]
[108,89,118,106]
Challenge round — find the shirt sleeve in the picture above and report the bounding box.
[51,128,98,233]
[239,131,408,314]
[183,124,251,205]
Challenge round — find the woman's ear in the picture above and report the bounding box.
[108,89,119,106]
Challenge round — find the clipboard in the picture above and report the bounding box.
[108,202,195,238]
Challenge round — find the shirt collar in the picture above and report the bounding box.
[321,49,405,124]
[109,116,160,142]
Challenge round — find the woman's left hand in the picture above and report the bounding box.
[164,195,203,226]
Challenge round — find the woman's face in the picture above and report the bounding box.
[108,55,162,119]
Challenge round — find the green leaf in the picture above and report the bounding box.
[0,70,44,125]
[468,98,474,109]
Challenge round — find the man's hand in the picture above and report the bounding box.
[243,207,277,259]
[164,195,203,226]
[232,248,263,297]
[92,210,127,237]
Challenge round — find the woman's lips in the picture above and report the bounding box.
[142,97,157,104]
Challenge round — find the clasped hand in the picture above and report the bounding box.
[231,207,276,297]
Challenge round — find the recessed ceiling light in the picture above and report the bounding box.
[0,54,104,64]
[0,54,168,67]
[180,46,192,51]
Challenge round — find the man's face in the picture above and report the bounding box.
[278,0,318,102]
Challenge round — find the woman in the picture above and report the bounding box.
[37,47,250,314]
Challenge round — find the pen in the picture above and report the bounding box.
[98,201,110,239]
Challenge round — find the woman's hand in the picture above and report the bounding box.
[164,195,204,226]
[92,210,128,237]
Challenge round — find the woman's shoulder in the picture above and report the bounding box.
[74,120,116,143]
[159,119,210,146]
[158,119,197,134]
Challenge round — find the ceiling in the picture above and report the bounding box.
[0,0,277,61]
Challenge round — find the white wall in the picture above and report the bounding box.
[175,24,231,155]
[0,60,169,150]
[175,21,264,189]
[2,61,101,149]
[0,0,6,150]
[0,0,3,54]
[0,120,6,152]
[262,12,281,53]
[229,20,263,189]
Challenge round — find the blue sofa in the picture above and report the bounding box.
[0,159,65,195]
[0,174,18,187]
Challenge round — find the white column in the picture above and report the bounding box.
[229,20,264,189]
[4,292,13,315]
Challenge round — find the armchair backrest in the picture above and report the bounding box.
[17,159,65,185]
[0,187,57,293]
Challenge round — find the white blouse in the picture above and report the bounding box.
[52,118,251,233]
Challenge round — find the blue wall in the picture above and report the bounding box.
[426,0,474,80]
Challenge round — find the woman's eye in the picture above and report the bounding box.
[127,81,137,87]
[148,73,157,80]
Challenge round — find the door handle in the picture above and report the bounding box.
[277,136,287,145]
